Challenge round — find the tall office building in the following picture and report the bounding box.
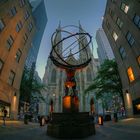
[0,0,35,119]
[103,0,140,116]
[96,28,114,64]
[25,0,47,69]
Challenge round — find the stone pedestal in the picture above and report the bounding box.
[47,112,95,138]
[47,96,95,138]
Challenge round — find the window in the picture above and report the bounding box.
[116,17,123,29]
[106,19,110,30]
[28,23,33,32]
[120,3,129,14]
[112,31,118,41]
[6,35,14,50]
[23,33,28,44]
[19,0,25,7]
[16,21,22,32]
[0,59,4,73]
[126,32,135,46]
[127,67,135,82]
[15,49,22,62]
[133,14,140,28]
[137,56,140,66]
[8,70,15,85]
[109,8,114,18]
[10,7,17,16]
[111,0,116,3]
[0,19,5,31]
[51,69,56,83]
[24,11,30,20]
[119,46,126,59]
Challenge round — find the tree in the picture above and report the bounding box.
[85,59,124,111]
[19,66,46,114]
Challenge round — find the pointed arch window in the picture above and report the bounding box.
[51,69,56,83]
[87,68,92,81]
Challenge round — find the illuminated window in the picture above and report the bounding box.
[133,14,140,29]
[15,49,22,63]
[137,56,140,66]
[127,67,135,82]
[112,31,118,41]
[121,3,129,14]
[6,35,14,50]
[8,70,15,85]
[0,19,5,31]
[126,32,135,46]
[119,46,126,59]
[0,59,4,73]
[116,17,123,29]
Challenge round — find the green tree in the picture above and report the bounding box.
[19,66,46,111]
[85,59,124,110]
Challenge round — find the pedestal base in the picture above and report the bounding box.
[47,112,95,138]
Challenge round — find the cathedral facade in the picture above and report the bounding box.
[39,24,99,115]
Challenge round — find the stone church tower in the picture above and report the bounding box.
[39,23,98,115]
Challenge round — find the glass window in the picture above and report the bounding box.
[112,31,118,41]
[16,21,22,32]
[19,0,25,7]
[119,46,126,59]
[28,23,33,32]
[10,7,17,16]
[121,3,129,14]
[137,56,140,66]
[106,19,110,30]
[0,19,5,31]
[23,33,28,44]
[15,49,22,62]
[8,70,15,85]
[116,17,123,29]
[109,8,114,18]
[24,11,30,20]
[133,14,140,29]
[127,67,135,82]
[126,32,135,46]
[6,35,14,50]
[0,59,4,73]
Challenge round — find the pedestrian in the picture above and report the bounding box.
[2,107,8,126]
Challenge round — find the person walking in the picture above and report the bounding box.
[2,107,8,126]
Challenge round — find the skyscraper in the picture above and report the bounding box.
[103,0,140,116]
[0,0,36,119]
[96,28,114,64]
[25,0,47,69]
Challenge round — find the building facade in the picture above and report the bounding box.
[39,24,99,115]
[103,0,140,116]
[96,28,114,64]
[0,0,35,119]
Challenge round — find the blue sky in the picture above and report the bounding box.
[36,0,107,79]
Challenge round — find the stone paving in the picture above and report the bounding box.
[0,118,140,140]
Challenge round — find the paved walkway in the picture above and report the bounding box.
[0,118,140,140]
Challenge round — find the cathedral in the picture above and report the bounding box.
[39,23,99,115]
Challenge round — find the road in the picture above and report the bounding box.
[0,118,140,140]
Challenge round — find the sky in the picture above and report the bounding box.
[36,0,107,79]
